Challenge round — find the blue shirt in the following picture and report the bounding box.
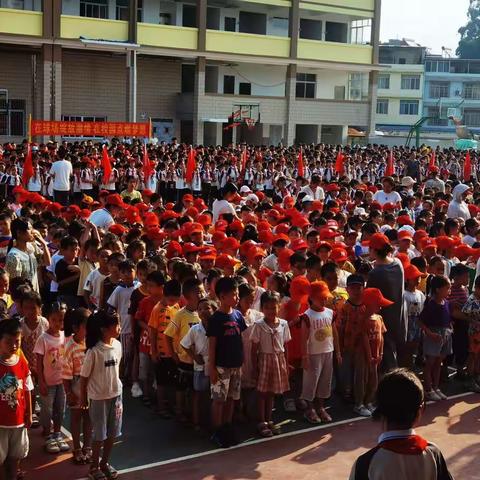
[419,299,451,329]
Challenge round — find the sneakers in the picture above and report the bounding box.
[366,403,376,414]
[353,405,372,417]
[210,426,230,448]
[54,433,70,452]
[426,390,442,401]
[283,398,296,413]
[131,382,143,398]
[435,389,448,400]
[466,378,480,393]
[45,435,60,454]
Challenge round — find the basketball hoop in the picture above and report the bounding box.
[245,118,256,130]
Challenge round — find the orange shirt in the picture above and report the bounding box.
[148,303,179,357]
[337,301,367,354]
[365,314,387,359]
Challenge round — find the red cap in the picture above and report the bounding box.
[290,238,308,251]
[319,228,338,241]
[125,206,142,224]
[454,244,474,261]
[144,212,160,228]
[317,241,333,252]
[106,194,125,208]
[183,193,193,202]
[258,229,274,244]
[413,229,428,241]
[291,216,310,229]
[330,247,348,263]
[185,207,199,219]
[215,254,239,270]
[239,239,258,258]
[212,231,227,246]
[435,235,455,251]
[310,281,332,299]
[325,183,340,193]
[197,213,212,226]
[166,241,183,259]
[189,222,204,235]
[199,247,217,261]
[370,201,382,211]
[383,202,396,211]
[79,209,91,219]
[278,248,294,272]
[420,237,437,250]
[109,224,127,236]
[273,233,290,245]
[221,237,240,251]
[247,246,267,262]
[397,215,413,226]
[362,288,394,308]
[183,242,202,255]
[435,200,449,210]
[142,189,154,197]
[398,230,413,241]
[289,276,311,303]
[229,220,245,232]
[275,223,290,235]
[404,264,426,281]
[395,253,410,269]
[369,233,391,251]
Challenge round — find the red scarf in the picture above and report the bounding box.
[379,435,428,455]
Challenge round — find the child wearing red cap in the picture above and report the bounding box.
[300,281,341,424]
[354,288,390,417]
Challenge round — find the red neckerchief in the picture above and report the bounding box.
[379,435,428,455]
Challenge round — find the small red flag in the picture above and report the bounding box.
[385,150,395,176]
[22,143,34,187]
[185,147,196,184]
[143,144,153,181]
[102,145,112,185]
[429,150,436,169]
[297,148,304,178]
[464,150,472,181]
[335,149,345,175]
[241,147,248,179]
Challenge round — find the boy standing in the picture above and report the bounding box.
[55,236,81,307]
[207,277,246,448]
[0,319,33,480]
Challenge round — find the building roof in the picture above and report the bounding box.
[380,38,425,48]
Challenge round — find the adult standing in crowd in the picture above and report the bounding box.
[49,151,73,206]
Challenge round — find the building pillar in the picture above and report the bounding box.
[197,0,207,51]
[316,124,322,144]
[129,0,138,43]
[367,0,381,140]
[285,63,297,145]
[289,0,299,59]
[341,125,349,144]
[215,122,223,145]
[193,56,206,145]
[126,50,137,122]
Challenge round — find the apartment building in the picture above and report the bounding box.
[375,38,426,135]
[0,0,381,145]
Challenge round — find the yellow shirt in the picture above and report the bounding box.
[77,258,97,296]
[164,307,200,364]
[326,287,348,313]
[148,303,178,357]
[121,189,142,201]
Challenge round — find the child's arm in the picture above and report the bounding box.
[376,335,384,365]
[362,332,373,364]
[332,322,342,365]
[251,340,259,378]
[79,375,89,409]
[208,337,218,384]
[149,327,159,360]
[36,353,47,396]
[301,315,310,369]
[24,389,32,429]
[165,336,179,363]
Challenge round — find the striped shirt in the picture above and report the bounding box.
[62,336,86,379]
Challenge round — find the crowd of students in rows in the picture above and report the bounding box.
[0,139,478,480]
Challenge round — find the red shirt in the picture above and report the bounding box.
[135,296,159,354]
[0,355,32,428]
[282,299,308,364]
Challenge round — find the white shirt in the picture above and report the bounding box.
[212,199,236,223]
[50,160,72,191]
[83,268,107,307]
[107,283,138,334]
[80,340,123,400]
[372,190,402,206]
[47,252,63,293]
[180,323,208,371]
[305,307,334,354]
[463,235,476,247]
[300,185,325,201]
[89,208,115,230]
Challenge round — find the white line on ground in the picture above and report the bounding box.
[71,391,475,479]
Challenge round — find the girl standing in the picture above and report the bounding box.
[62,308,92,465]
[251,291,291,437]
[418,275,453,402]
[80,310,123,480]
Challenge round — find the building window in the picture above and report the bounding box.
[181,64,195,93]
[401,75,420,90]
[0,93,25,137]
[0,90,7,136]
[377,74,390,89]
[80,0,108,19]
[350,19,371,44]
[399,100,419,115]
[429,81,450,98]
[296,73,316,98]
[376,99,389,115]
[116,0,143,21]
[239,82,251,95]
[426,60,450,73]
[464,83,480,100]
[223,75,235,94]
[224,17,236,31]
[464,110,480,126]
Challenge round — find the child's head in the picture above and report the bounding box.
[362,288,393,315]
[97,247,111,270]
[346,274,365,304]
[60,235,80,262]
[260,290,280,322]
[162,279,182,306]
[146,270,166,297]
[107,252,126,276]
[320,261,340,292]
[238,282,255,311]
[309,281,332,309]
[306,254,322,281]
[430,275,451,301]
[136,259,155,284]
[198,298,217,323]
[410,255,427,273]
[373,368,424,430]
[0,318,21,358]
[214,276,239,310]
[45,301,67,333]
[182,277,205,310]
[64,307,90,339]
[0,212,12,235]
[404,264,424,290]
[84,238,100,262]
[449,263,470,287]
[20,290,42,322]
[290,253,307,277]
[0,268,9,296]
[266,272,288,298]
[428,255,446,276]
[86,309,120,349]
[126,239,147,262]
[119,259,136,285]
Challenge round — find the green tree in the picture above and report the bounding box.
[457,0,480,58]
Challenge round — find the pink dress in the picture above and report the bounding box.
[241,309,263,389]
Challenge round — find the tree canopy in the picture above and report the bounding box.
[457,0,480,58]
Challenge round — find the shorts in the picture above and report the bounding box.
[301,352,333,401]
[193,370,210,392]
[176,362,194,391]
[0,427,29,463]
[89,395,123,442]
[154,357,177,387]
[210,367,242,402]
[423,327,453,358]
[468,331,480,354]
[139,352,152,382]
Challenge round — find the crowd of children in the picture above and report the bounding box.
[0,140,479,479]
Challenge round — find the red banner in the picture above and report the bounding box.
[30,120,151,138]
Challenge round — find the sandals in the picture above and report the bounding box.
[100,463,118,479]
[318,408,332,423]
[88,468,106,480]
[304,409,322,424]
[83,447,93,463]
[267,421,282,436]
[257,422,273,438]
[45,436,60,454]
[73,448,86,464]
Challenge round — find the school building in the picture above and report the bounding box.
[0,0,381,145]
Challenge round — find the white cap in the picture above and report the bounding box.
[302,195,314,203]
[353,207,367,216]
[398,225,416,235]
[246,193,259,203]
[240,185,252,193]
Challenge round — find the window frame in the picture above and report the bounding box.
[401,75,420,90]
[376,99,389,115]
[377,74,390,89]
[80,0,108,19]
[296,73,316,99]
[399,100,419,116]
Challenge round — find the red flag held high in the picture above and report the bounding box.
[429,150,436,169]
[22,143,33,187]
[335,149,344,175]
[143,144,153,181]
[385,150,394,176]
[102,145,112,185]
[185,147,196,184]
[297,148,304,177]
[241,147,248,173]
[464,150,472,180]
